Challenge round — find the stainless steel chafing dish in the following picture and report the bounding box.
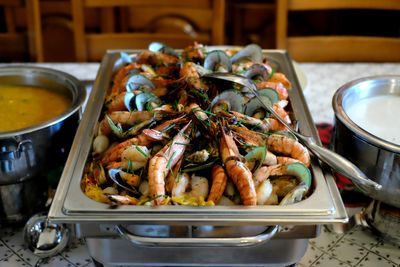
[49,49,347,266]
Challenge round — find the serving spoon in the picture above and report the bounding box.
[203,72,382,190]
[23,212,70,267]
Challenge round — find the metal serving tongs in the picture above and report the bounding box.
[203,72,382,190]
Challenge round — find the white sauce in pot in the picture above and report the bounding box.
[346,95,400,146]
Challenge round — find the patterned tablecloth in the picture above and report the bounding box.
[1,62,399,267]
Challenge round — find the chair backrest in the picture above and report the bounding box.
[71,0,226,62]
[276,0,400,62]
[0,0,43,62]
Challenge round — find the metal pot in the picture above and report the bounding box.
[0,66,86,224]
[332,75,400,208]
[363,200,400,242]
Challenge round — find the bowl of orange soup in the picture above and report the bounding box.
[332,75,400,208]
[0,66,86,223]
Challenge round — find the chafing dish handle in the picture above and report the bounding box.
[115,224,279,247]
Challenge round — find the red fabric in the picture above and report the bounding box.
[316,123,370,206]
[316,123,334,148]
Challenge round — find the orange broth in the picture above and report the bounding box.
[0,85,71,132]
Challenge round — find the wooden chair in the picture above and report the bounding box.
[71,0,225,62]
[0,0,43,62]
[231,1,276,47]
[276,0,400,62]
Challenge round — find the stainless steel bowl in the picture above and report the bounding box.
[332,75,400,208]
[0,66,86,223]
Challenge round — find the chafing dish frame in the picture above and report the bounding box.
[49,49,347,227]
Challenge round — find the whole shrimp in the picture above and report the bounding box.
[148,121,192,205]
[101,115,186,164]
[98,111,154,136]
[267,134,311,167]
[136,50,179,66]
[207,165,228,204]
[180,62,209,92]
[181,42,205,63]
[229,125,268,147]
[227,111,281,133]
[268,72,292,89]
[106,91,127,112]
[219,124,257,205]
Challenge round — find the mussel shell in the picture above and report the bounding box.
[243,88,280,117]
[210,90,244,113]
[125,74,155,92]
[149,42,179,57]
[135,92,160,111]
[120,51,134,64]
[193,63,211,76]
[123,92,136,111]
[279,182,309,205]
[204,50,232,72]
[108,169,139,194]
[230,44,263,64]
[112,52,136,76]
[244,63,270,81]
[244,95,272,117]
[258,88,279,104]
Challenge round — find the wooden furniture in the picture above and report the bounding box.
[231,1,276,48]
[276,0,400,62]
[71,0,225,62]
[0,0,43,62]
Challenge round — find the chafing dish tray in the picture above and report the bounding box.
[49,49,347,226]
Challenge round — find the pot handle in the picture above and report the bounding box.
[0,140,33,160]
[115,224,279,247]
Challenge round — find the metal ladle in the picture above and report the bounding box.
[203,72,382,191]
[23,212,70,267]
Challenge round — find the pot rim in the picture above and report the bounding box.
[0,65,86,138]
[332,75,400,154]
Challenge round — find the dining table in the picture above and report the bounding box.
[0,60,399,267]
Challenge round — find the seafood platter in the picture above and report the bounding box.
[49,43,347,266]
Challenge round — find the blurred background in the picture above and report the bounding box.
[1,0,399,63]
